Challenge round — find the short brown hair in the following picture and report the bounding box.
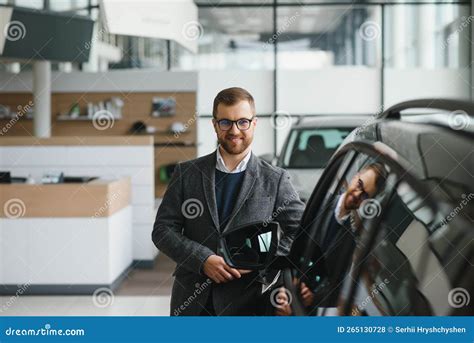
[212,87,256,118]
[361,162,388,194]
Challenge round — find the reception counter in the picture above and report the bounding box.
[0,136,156,267]
[0,177,132,295]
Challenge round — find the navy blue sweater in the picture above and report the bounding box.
[215,169,245,229]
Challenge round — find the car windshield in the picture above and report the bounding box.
[281,128,353,168]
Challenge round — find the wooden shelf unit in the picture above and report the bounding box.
[0,91,198,198]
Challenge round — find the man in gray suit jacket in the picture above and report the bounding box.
[152,87,304,316]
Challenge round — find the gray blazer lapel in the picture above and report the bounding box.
[201,151,220,230]
[222,153,259,232]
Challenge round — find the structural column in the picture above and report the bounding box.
[33,60,51,138]
[418,6,436,68]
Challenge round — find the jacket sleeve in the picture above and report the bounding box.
[273,170,305,256]
[152,163,214,274]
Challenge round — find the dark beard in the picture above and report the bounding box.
[344,192,360,210]
[218,135,251,155]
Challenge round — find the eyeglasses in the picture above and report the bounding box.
[215,117,254,131]
[356,178,370,201]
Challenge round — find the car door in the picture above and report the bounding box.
[280,139,473,316]
[277,141,415,316]
[274,144,376,315]
[338,175,473,316]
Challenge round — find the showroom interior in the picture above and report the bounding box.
[0,0,472,316]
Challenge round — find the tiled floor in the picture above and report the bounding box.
[0,254,175,316]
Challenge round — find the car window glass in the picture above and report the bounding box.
[289,150,356,270]
[293,152,391,315]
[346,180,473,316]
[281,129,298,165]
[282,128,353,169]
[300,151,358,262]
[298,129,352,150]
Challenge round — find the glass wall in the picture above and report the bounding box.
[8,0,43,9]
[172,6,274,70]
[384,4,471,69]
[276,5,379,70]
[1,1,470,77]
[0,0,471,157]
[383,3,471,106]
[275,4,382,151]
[48,0,89,14]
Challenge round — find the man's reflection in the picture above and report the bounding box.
[275,163,388,316]
[327,162,388,242]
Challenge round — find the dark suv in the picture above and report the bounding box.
[219,99,473,316]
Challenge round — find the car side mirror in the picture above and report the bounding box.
[219,221,281,270]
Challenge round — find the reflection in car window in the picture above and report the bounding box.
[348,181,473,316]
[291,150,356,265]
[329,160,393,316]
[288,151,357,314]
[296,153,390,315]
[282,128,353,169]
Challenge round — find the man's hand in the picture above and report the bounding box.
[203,255,242,283]
[300,282,314,307]
[274,287,292,316]
[237,269,252,275]
[274,282,314,316]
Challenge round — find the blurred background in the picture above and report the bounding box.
[0,0,472,316]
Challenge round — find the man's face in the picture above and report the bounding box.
[344,168,379,210]
[213,100,257,155]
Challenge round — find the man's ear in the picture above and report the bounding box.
[253,116,258,128]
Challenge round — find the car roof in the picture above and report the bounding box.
[291,115,371,129]
[401,112,474,134]
[379,98,474,133]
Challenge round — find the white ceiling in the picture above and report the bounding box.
[199,5,352,35]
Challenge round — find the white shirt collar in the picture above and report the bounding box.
[216,146,252,173]
[334,193,350,225]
